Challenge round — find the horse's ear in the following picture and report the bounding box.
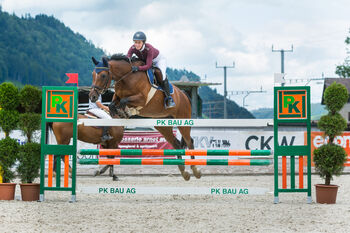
[102,57,109,67]
[92,57,99,65]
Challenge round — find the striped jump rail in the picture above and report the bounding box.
[79,158,272,166]
[79,149,272,157]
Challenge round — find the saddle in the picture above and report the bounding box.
[147,67,174,94]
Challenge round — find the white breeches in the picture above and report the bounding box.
[88,108,112,119]
[153,53,167,80]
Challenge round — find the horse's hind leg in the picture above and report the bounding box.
[178,126,202,179]
[155,126,191,181]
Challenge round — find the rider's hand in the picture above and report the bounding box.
[131,66,139,73]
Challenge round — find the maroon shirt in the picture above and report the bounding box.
[127,43,159,71]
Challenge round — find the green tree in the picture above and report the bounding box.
[336,29,350,77]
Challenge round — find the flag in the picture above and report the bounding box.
[65,73,79,85]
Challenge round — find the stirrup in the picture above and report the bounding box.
[165,97,176,109]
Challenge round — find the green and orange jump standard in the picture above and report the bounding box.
[39,86,78,202]
[274,86,312,204]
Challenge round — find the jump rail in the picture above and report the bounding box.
[78,118,273,127]
[79,158,272,166]
[79,149,272,156]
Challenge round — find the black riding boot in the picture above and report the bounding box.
[161,78,176,108]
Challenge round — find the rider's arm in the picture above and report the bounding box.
[138,48,154,71]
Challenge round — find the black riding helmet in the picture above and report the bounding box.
[133,31,146,42]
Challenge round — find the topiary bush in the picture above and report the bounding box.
[18,113,41,143]
[0,137,19,183]
[314,82,348,185]
[16,142,41,183]
[0,110,19,137]
[19,85,41,113]
[0,82,19,110]
[324,81,349,114]
[17,85,41,142]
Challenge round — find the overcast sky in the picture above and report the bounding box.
[1,0,349,110]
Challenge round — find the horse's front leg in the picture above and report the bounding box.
[109,94,121,117]
[116,94,146,117]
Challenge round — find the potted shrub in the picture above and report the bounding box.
[0,82,20,200]
[17,85,41,201]
[313,81,348,204]
[16,143,41,201]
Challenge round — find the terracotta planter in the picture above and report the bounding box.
[315,184,339,204]
[20,183,40,201]
[0,183,16,200]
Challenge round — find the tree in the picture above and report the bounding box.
[336,29,350,77]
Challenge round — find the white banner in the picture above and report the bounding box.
[78,186,270,195]
[187,129,304,150]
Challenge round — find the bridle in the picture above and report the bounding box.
[91,57,134,95]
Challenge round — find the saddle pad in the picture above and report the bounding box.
[146,69,174,94]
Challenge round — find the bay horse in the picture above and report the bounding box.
[89,55,201,181]
[50,114,124,180]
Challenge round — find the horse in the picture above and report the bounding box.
[50,114,124,180]
[89,54,201,181]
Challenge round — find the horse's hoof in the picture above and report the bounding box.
[94,171,100,176]
[112,175,119,181]
[193,170,202,179]
[182,171,191,181]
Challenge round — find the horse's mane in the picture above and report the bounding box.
[110,53,144,64]
[110,53,130,62]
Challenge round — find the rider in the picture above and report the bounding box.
[88,94,112,141]
[127,31,175,108]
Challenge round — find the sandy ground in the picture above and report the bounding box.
[1,173,350,233]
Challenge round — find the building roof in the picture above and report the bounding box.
[321,78,350,104]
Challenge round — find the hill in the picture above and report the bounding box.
[0,8,104,86]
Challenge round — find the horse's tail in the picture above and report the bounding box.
[47,122,53,130]
[181,90,192,105]
[46,122,54,144]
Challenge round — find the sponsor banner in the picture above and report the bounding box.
[188,129,304,150]
[78,186,269,195]
[118,131,174,149]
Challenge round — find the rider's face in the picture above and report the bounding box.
[134,40,144,50]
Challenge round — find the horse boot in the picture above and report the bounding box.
[101,126,113,141]
[161,78,176,108]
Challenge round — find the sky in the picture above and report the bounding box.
[1,0,349,110]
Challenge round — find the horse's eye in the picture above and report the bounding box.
[101,74,106,79]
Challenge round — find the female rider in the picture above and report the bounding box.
[127,31,175,108]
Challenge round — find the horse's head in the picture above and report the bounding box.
[89,56,112,102]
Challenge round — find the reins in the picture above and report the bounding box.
[92,57,133,94]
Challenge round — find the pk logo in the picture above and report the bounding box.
[278,90,307,119]
[51,96,68,113]
[283,96,300,114]
[46,90,74,119]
